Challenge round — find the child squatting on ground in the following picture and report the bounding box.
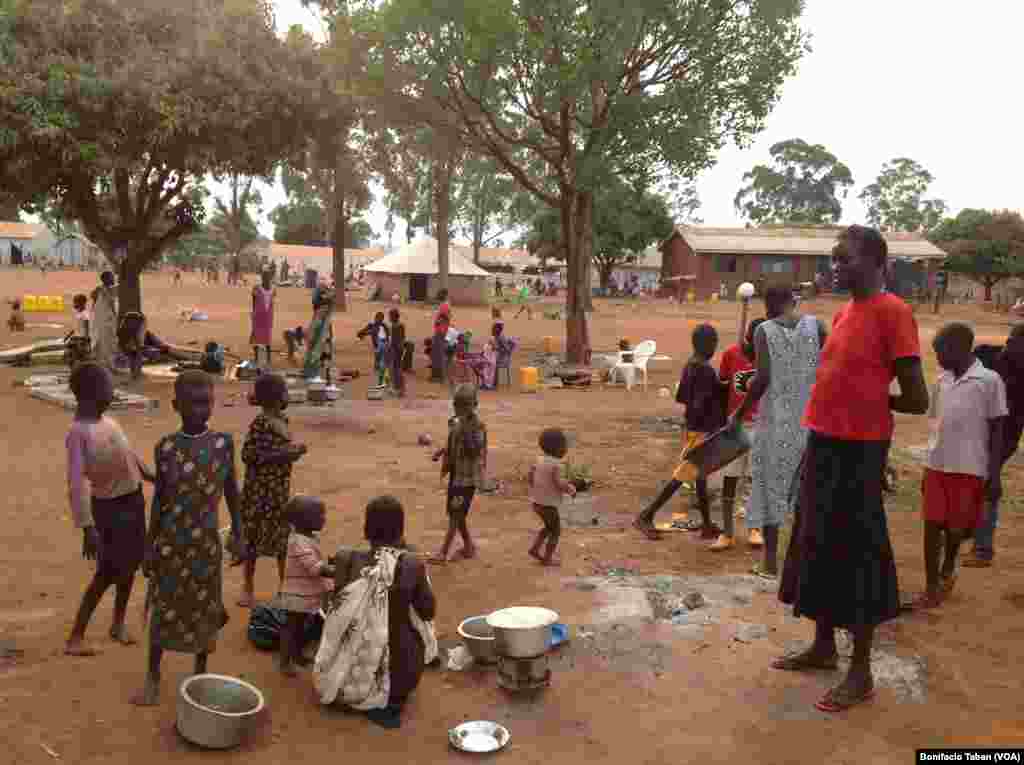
[431,384,487,563]
[634,323,728,540]
[275,496,334,676]
[528,428,576,566]
[135,370,249,706]
[65,362,156,656]
[239,373,307,608]
[916,323,1007,608]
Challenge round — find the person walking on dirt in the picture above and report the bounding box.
[90,271,118,374]
[772,225,929,713]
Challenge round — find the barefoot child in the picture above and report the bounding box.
[357,312,390,386]
[713,318,765,551]
[634,324,728,539]
[65,363,155,656]
[7,299,24,332]
[239,373,307,608]
[916,323,1007,607]
[528,428,576,565]
[431,384,487,563]
[276,496,334,676]
[135,370,249,705]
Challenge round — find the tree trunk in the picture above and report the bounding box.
[434,156,453,298]
[0,197,21,221]
[117,252,143,317]
[561,190,593,364]
[597,261,613,291]
[333,183,348,313]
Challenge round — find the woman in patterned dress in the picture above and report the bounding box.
[134,371,248,706]
[238,374,307,607]
[731,286,826,578]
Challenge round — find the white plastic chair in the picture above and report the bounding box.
[610,339,656,391]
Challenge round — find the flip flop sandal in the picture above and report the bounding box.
[771,651,840,671]
[815,686,875,713]
[961,557,993,568]
[633,519,663,540]
[750,564,778,581]
[908,591,943,610]
[939,574,957,596]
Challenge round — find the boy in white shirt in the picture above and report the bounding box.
[917,323,1007,608]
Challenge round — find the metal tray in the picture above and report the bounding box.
[448,721,511,753]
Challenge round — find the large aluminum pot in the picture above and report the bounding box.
[177,674,265,749]
[486,607,559,658]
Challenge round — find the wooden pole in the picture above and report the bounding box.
[739,298,750,344]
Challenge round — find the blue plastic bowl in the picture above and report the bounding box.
[548,623,568,649]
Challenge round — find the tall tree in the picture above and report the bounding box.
[456,154,518,263]
[209,172,266,277]
[270,164,373,246]
[859,157,946,233]
[373,0,808,361]
[525,178,674,290]
[0,0,313,312]
[930,209,1024,301]
[735,139,853,226]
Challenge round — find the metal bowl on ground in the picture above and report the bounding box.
[486,607,559,658]
[177,674,265,750]
[458,616,498,664]
[449,721,511,753]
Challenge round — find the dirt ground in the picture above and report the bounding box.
[1,268,1022,764]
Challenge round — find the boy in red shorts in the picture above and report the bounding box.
[917,323,1007,607]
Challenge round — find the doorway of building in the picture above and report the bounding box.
[409,274,428,301]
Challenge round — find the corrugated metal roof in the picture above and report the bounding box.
[364,238,491,277]
[673,225,947,260]
[269,243,384,274]
[0,222,43,239]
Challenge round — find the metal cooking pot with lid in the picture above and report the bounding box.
[486,607,559,658]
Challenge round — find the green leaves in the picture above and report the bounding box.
[930,209,1024,289]
[734,138,853,225]
[859,158,946,233]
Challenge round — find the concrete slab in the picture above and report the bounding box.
[29,384,158,412]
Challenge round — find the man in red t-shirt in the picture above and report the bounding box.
[773,225,929,714]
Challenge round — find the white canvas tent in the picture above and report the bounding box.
[363,238,492,304]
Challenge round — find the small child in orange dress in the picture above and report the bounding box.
[276,496,334,676]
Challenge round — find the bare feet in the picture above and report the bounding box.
[541,557,561,567]
[815,673,875,713]
[110,626,137,646]
[528,549,545,563]
[771,646,839,671]
[237,593,255,608]
[132,675,160,706]
[632,518,662,540]
[65,639,100,657]
[427,554,449,565]
[279,661,298,677]
[457,547,477,560]
[910,591,943,609]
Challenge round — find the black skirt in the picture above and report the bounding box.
[779,432,900,629]
[91,487,146,579]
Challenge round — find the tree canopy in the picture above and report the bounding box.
[525,178,674,290]
[0,0,314,311]
[371,0,809,360]
[734,138,853,225]
[858,157,946,233]
[930,208,1024,300]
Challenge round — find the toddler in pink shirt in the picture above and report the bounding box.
[276,495,335,676]
[527,428,576,566]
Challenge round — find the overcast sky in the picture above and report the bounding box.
[235,0,1023,242]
